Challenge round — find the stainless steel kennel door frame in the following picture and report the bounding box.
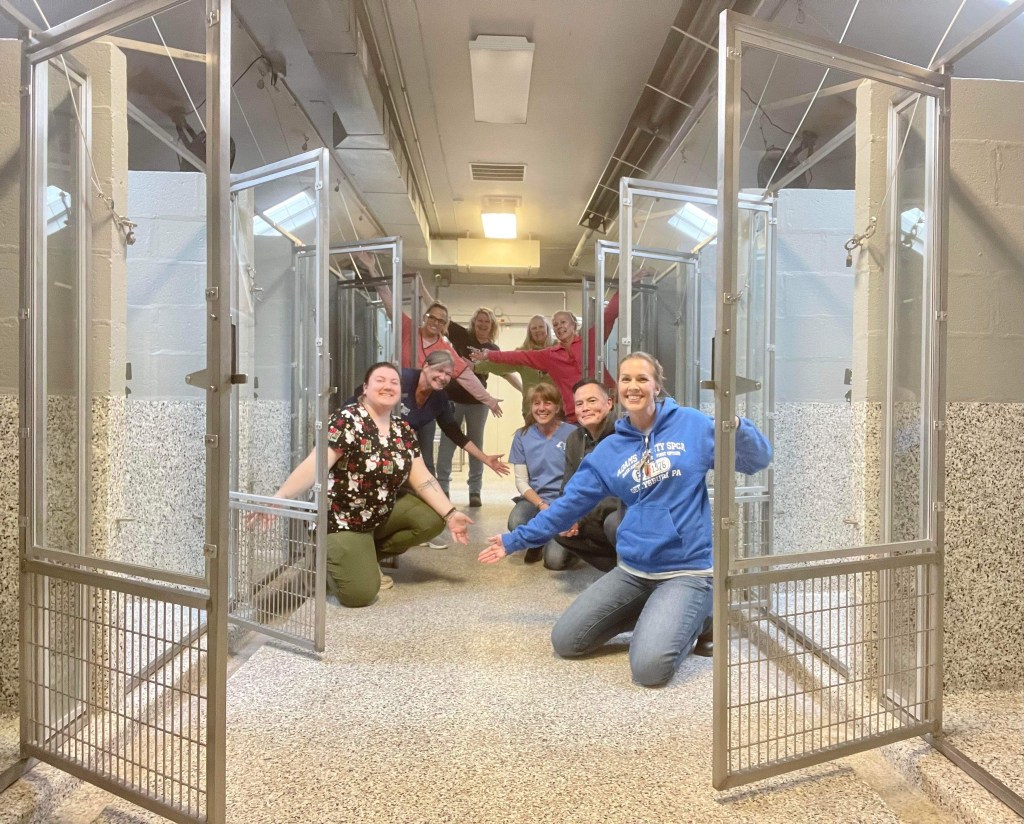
[19,1,233,820]
[593,238,701,407]
[227,149,330,653]
[712,10,949,789]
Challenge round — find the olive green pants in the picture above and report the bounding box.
[326,493,445,608]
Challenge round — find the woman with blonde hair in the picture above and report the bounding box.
[480,353,773,685]
[475,314,555,419]
[437,306,522,506]
[505,382,577,568]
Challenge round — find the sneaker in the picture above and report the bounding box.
[379,569,394,590]
[468,493,482,508]
[420,539,449,549]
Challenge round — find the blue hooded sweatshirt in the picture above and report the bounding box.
[502,397,772,575]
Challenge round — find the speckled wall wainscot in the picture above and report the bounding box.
[0,394,19,710]
[103,397,208,578]
[772,402,859,555]
[943,402,1024,691]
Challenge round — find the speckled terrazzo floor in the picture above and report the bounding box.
[942,690,1024,800]
[28,473,966,824]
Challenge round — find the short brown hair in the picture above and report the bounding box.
[521,382,564,433]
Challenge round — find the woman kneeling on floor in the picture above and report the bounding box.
[479,353,772,686]
[506,382,578,569]
[271,362,472,607]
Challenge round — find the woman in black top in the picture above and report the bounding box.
[436,307,521,506]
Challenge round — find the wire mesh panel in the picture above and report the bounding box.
[22,560,209,823]
[719,551,939,786]
[228,493,319,650]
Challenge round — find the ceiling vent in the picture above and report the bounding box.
[470,162,526,182]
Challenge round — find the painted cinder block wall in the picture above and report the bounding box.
[942,77,1024,691]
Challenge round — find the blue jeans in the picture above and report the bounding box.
[508,498,573,570]
[417,420,437,476]
[551,567,712,686]
[436,402,489,497]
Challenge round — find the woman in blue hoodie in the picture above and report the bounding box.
[479,352,772,687]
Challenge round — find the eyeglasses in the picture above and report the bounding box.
[424,314,447,324]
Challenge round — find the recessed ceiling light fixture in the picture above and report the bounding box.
[481,196,520,239]
[469,35,534,124]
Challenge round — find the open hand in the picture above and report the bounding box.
[446,511,473,544]
[484,453,510,476]
[478,535,509,564]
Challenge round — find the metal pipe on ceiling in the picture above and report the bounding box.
[570,0,788,267]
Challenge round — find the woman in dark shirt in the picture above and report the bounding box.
[436,307,520,505]
[272,362,472,607]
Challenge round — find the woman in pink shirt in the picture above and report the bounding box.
[470,296,619,424]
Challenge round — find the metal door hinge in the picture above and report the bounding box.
[313,483,322,495]
[721,517,737,530]
[932,501,945,512]
[207,9,220,27]
[205,287,219,301]
[935,310,947,322]
[723,292,741,304]
[933,420,945,431]
[315,180,323,190]
[721,419,737,432]
[204,543,218,558]
[768,217,778,225]
[204,434,218,447]
[19,427,29,439]
[727,47,741,59]
[19,85,30,97]
[19,308,29,320]
[185,369,208,388]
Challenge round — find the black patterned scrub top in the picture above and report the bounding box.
[326,402,421,533]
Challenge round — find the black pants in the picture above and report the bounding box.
[554,508,620,573]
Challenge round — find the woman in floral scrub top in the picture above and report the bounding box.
[272,362,472,607]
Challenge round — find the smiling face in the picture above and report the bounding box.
[422,362,454,391]
[551,311,577,344]
[363,365,402,410]
[472,310,493,341]
[421,305,449,339]
[528,316,550,345]
[530,394,559,427]
[617,357,661,418]
[574,382,614,431]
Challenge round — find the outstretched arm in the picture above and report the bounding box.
[406,457,473,544]
[463,441,510,476]
[273,446,342,500]
[455,368,503,416]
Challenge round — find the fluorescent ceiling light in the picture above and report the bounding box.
[46,185,71,235]
[481,211,517,239]
[668,202,717,244]
[469,35,534,124]
[254,190,316,236]
[481,196,519,239]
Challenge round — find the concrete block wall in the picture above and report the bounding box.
[775,190,857,404]
[941,78,1024,691]
[125,171,207,400]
